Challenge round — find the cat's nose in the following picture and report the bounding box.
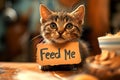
[58,31,63,35]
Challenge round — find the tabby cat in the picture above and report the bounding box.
[39,4,89,71]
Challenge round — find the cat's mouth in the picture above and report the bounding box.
[52,37,66,43]
[56,37,65,40]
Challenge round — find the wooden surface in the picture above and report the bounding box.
[0,62,42,80]
[0,62,82,80]
[0,62,40,72]
[2,62,119,80]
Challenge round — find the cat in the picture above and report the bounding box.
[39,4,89,71]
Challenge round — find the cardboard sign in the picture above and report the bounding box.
[36,42,81,66]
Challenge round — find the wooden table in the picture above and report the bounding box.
[1,58,120,80]
[0,62,82,80]
[0,62,41,72]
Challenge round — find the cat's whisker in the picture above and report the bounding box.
[31,35,41,41]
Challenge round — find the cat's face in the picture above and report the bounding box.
[40,5,85,43]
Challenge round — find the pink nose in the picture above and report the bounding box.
[58,31,63,35]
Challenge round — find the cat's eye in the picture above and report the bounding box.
[50,22,57,29]
[65,23,73,29]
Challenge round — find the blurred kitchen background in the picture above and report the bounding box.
[0,0,119,62]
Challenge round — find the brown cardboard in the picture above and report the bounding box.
[36,42,81,66]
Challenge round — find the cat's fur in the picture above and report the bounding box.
[39,4,89,71]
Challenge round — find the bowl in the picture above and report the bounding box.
[98,35,120,55]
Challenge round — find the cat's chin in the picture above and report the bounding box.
[52,39,67,44]
[54,40,66,44]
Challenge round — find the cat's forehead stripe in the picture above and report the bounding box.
[50,13,73,22]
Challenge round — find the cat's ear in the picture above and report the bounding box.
[70,5,85,24]
[39,4,52,23]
